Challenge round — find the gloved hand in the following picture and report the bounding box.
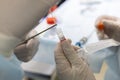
[95,15,120,42]
[14,30,40,62]
[54,39,96,80]
[0,0,58,57]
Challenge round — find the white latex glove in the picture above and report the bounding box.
[14,30,40,62]
[95,15,120,42]
[0,0,58,57]
[54,39,96,80]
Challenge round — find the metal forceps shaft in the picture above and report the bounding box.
[18,24,57,46]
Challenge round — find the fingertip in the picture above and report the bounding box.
[95,15,105,28]
[102,20,117,30]
[97,21,104,31]
[26,39,34,48]
[95,15,118,30]
[61,39,70,47]
[61,39,72,44]
[102,20,120,38]
[67,39,72,44]
[73,46,80,51]
[96,20,115,32]
[103,19,114,25]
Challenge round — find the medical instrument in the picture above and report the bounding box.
[97,22,104,31]
[46,5,57,25]
[75,29,95,47]
[75,37,88,47]
[18,24,57,46]
[47,17,57,24]
[56,28,66,42]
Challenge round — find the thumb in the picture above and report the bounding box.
[103,20,120,40]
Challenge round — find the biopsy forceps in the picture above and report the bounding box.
[17,24,57,46]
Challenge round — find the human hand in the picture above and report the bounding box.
[0,0,58,57]
[14,30,40,62]
[54,39,95,80]
[95,15,120,42]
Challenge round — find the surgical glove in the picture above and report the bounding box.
[0,0,58,57]
[54,39,96,80]
[95,15,120,42]
[14,30,40,62]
